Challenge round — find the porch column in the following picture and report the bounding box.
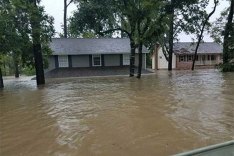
[120,54,123,66]
[89,55,93,67]
[55,55,59,68]
[101,54,105,67]
[68,55,72,68]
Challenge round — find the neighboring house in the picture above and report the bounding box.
[46,38,148,72]
[152,42,223,70]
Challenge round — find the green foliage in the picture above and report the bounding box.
[146,53,152,68]
[69,0,166,45]
[69,0,116,38]
[21,66,36,76]
[211,0,234,72]
[211,8,229,44]
[219,62,234,72]
[0,0,55,75]
[0,54,15,76]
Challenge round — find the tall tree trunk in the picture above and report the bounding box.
[33,44,45,85]
[14,61,19,78]
[223,0,234,64]
[192,0,218,70]
[64,0,68,38]
[129,39,136,77]
[3,60,6,76]
[31,0,45,85]
[168,0,174,71]
[14,56,19,78]
[0,67,4,89]
[137,42,143,79]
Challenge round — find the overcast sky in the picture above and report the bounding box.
[41,0,229,42]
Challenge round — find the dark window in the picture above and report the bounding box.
[202,55,206,61]
[188,55,192,61]
[179,56,184,62]
[92,55,101,66]
[211,55,216,60]
[207,55,210,60]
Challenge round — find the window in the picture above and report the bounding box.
[207,55,210,60]
[92,54,101,66]
[58,55,68,67]
[188,55,192,61]
[202,55,206,61]
[179,56,184,62]
[123,54,130,65]
[211,55,216,61]
[179,55,186,62]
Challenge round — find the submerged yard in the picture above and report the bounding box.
[0,69,233,156]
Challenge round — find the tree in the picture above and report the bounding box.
[0,0,13,88]
[223,0,234,65]
[69,0,166,77]
[134,1,166,78]
[191,0,219,70]
[29,0,54,85]
[0,0,55,87]
[69,0,138,76]
[168,0,174,71]
[161,0,203,70]
[63,0,74,38]
[211,0,234,71]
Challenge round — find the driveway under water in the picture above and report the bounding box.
[0,70,233,156]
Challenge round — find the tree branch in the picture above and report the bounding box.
[192,0,218,70]
[66,0,74,7]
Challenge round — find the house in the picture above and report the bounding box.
[46,38,148,72]
[152,42,223,70]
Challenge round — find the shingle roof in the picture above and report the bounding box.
[50,38,149,55]
[173,42,223,55]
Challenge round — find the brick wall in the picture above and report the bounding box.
[176,56,193,70]
[176,56,218,70]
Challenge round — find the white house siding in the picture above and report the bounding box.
[72,55,89,67]
[152,52,156,70]
[157,48,176,69]
[104,54,120,66]
[135,54,146,69]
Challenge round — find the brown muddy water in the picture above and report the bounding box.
[0,70,233,156]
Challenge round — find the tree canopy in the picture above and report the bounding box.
[0,0,55,87]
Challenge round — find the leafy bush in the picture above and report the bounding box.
[21,67,36,76]
[219,63,234,72]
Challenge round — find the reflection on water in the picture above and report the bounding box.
[0,70,233,156]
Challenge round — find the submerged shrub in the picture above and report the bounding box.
[219,62,234,72]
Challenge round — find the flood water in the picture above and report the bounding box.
[0,70,233,156]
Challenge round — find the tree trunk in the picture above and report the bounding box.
[3,60,6,76]
[64,0,68,38]
[0,67,4,89]
[137,42,143,79]
[129,39,136,77]
[14,58,19,78]
[33,44,45,85]
[223,0,234,64]
[192,0,218,70]
[168,0,174,71]
[14,62,19,78]
[31,0,45,85]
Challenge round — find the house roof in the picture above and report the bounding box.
[173,42,223,55]
[50,38,149,55]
